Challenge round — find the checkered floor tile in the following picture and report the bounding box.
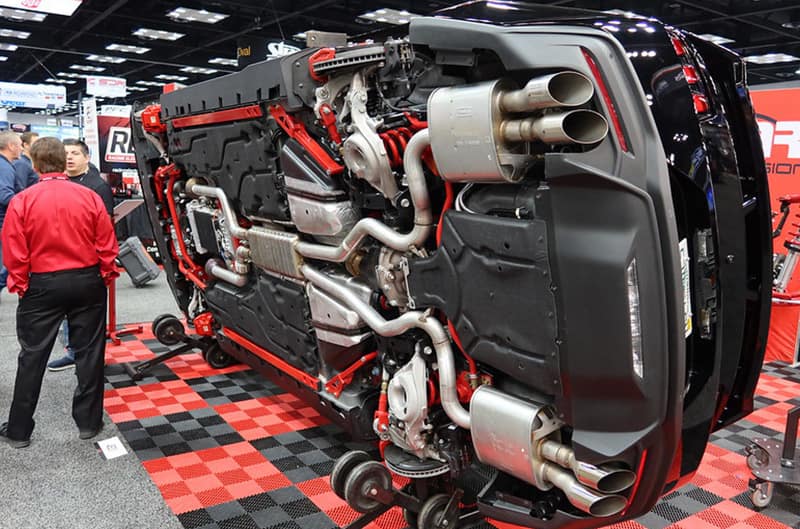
[117,407,245,460]
[186,371,285,406]
[100,330,800,529]
[144,441,292,514]
[214,394,329,441]
[104,379,208,422]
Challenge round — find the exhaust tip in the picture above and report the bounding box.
[595,468,637,494]
[547,71,595,107]
[561,109,609,144]
[588,494,627,518]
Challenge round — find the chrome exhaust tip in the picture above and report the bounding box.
[543,463,627,518]
[501,109,609,145]
[500,71,595,112]
[540,439,636,494]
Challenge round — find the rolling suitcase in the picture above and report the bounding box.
[118,236,160,287]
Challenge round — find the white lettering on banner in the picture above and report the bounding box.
[0,0,82,16]
[758,119,800,159]
[104,126,135,163]
[81,97,101,169]
[267,41,300,57]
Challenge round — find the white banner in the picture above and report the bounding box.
[81,97,100,169]
[104,126,135,164]
[99,104,132,117]
[0,0,82,16]
[0,82,65,109]
[86,76,126,98]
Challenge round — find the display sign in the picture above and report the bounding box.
[237,37,300,68]
[99,104,132,117]
[0,81,66,109]
[98,114,138,191]
[86,76,126,98]
[81,96,100,168]
[0,0,82,16]
[751,87,800,364]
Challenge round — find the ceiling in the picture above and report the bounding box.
[1,0,799,115]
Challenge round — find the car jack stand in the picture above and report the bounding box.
[745,406,800,509]
[122,336,208,381]
[107,273,143,346]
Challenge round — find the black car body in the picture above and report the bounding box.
[131,2,771,527]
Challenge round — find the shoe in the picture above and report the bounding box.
[79,423,103,440]
[47,356,75,372]
[0,422,30,449]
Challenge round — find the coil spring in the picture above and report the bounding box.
[379,127,412,167]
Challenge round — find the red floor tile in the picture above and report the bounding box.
[143,441,291,514]
[104,379,207,422]
[104,340,156,365]
[164,351,250,379]
[214,393,329,440]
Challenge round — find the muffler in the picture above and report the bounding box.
[539,439,636,494]
[470,386,631,518]
[501,110,609,145]
[499,71,594,112]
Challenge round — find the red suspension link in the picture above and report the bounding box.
[379,127,412,167]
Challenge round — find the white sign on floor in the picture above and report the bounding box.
[96,436,128,460]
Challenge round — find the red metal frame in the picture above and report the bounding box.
[171,105,263,129]
[268,104,343,175]
[222,326,319,389]
[324,352,378,398]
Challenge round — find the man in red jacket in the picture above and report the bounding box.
[0,137,118,448]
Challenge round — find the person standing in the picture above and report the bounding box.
[0,137,118,448]
[48,139,115,372]
[13,131,39,191]
[0,131,23,296]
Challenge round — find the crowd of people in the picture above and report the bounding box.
[0,131,119,449]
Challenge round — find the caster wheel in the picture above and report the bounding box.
[153,316,185,346]
[418,494,457,529]
[203,343,233,369]
[344,460,392,513]
[151,314,176,336]
[330,450,371,500]
[750,480,774,510]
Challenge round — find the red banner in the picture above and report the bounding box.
[752,88,800,363]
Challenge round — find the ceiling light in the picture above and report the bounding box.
[106,43,151,54]
[293,32,306,41]
[57,72,83,78]
[0,7,46,22]
[358,8,421,25]
[126,86,149,91]
[0,42,18,51]
[45,78,76,85]
[180,66,218,74]
[0,56,6,61]
[135,80,165,87]
[132,28,185,41]
[208,57,237,66]
[70,64,106,72]
[697,33,735,45]
[486,2,518,9]
[86,54,127,64]
[744,53,800,64]
[154,74,188,81]
[0,28,29,39]
[166,7,228,24]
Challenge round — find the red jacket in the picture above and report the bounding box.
[1,173,119,295]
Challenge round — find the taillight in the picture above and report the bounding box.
[692,94,709,114]
[682,65,699,84]
[582,48,629,153]
[671,36,685,56]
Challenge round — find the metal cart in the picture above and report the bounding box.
[745,406,800,509]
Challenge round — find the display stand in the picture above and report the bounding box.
[107,199,146,345]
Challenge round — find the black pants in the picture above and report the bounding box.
[6,266,107,441]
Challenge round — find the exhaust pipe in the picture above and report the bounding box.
[543,462,627,518]
[501,109,609,145]
[499,71,595,112]
[539,440,636,494]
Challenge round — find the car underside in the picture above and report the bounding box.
[131,3,771,528]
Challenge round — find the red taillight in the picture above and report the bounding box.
[671,36,685,56]
[682,65,699,84]
[582,48,629,153]
[692,93,709,114]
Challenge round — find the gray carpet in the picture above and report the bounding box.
[0,273,183,529]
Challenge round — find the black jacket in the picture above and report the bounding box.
[69,163,114,215]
